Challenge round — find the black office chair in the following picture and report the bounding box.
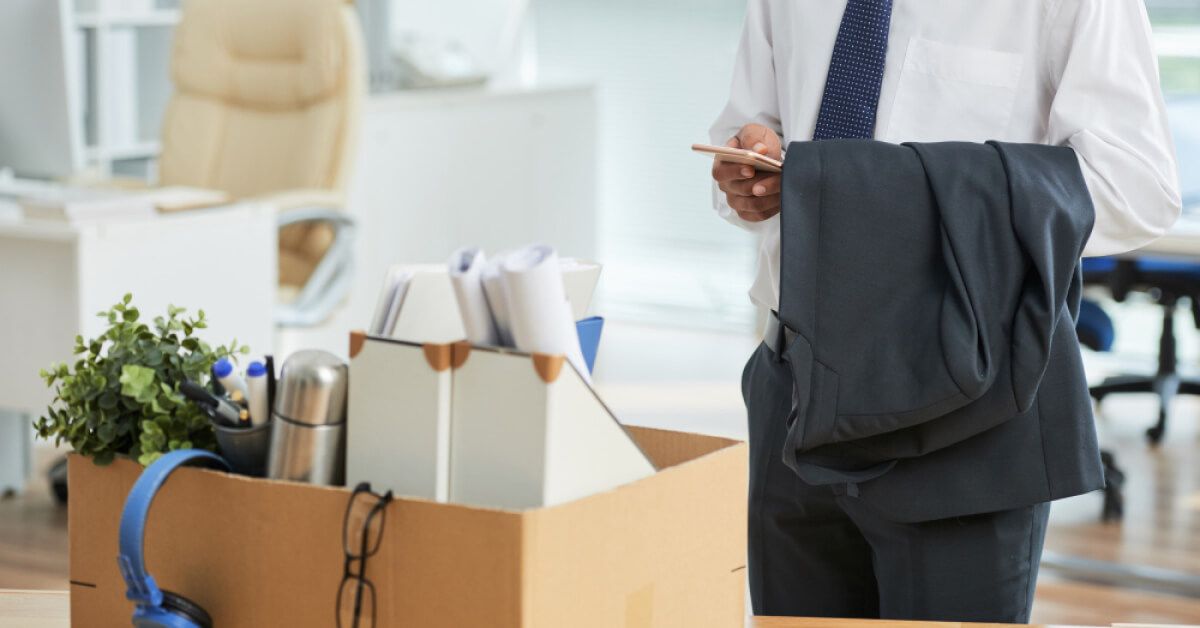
[1083,96,1200,445]
[1084,258,1200,444]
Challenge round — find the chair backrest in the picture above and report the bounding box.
[158,0,364,199]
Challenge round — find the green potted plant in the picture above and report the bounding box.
[35,294,248,466]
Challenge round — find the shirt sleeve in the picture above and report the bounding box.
[708,0,784,234]
[1044,0,1182,257]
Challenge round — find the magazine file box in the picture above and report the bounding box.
[347,332,454,501]
[449,344,656,509]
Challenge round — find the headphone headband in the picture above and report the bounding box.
[118,449,230,606]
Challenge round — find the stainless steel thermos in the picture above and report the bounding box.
[267,350,348,485]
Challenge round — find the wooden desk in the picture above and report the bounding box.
[751,619,1101,628]
[0,590,68,628]
[0,590,1160,628]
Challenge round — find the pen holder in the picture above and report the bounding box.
[213,421,273,477]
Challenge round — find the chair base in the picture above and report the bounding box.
[1099,450,1124,523]
[1090,373,1200,444]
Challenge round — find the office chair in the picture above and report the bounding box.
[1084,258,1200,445]
[1081,95,1200,445]
[157,0,365,326]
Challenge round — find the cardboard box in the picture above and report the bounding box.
[69,427,747,627]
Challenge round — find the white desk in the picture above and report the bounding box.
[0,202,277,491]
[276,84,599,359]
[1132,211,1200,259]
[350,84,598,271]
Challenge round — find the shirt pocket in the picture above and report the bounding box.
[882,37,1024,143]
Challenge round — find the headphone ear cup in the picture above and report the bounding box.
[159,590,213,628]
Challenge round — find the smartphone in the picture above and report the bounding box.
[691,143,782,173]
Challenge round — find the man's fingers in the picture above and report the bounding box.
[751,174,781,197]
[725,136,741,149]
[721,172,779,196]
[736,124,783,159]
[726,192,780,216]
[713,161,755,183]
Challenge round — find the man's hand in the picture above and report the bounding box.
[712,124,783,223]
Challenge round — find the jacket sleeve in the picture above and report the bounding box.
[1044,0,1182,256]
[708,0,783,235]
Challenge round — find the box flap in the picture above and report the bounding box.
[519,429,748,627]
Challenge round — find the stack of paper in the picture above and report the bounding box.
[146,187,230,213]
[19,187,155,223]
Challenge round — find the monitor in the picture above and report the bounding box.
[0,0,83,180]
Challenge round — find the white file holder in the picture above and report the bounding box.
[449,344,656,510]
[348,258,642,508]
[383,261,602,344]
[347,331,454,501]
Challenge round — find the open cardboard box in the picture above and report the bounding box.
[68,426,748,627]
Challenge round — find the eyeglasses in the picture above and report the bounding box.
[337,482,393,628]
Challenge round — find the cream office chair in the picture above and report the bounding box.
[158,0,365,326]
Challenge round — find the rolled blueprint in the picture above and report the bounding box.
[481,252,515,347]
[501,244,590,382]
[448,247,500,346]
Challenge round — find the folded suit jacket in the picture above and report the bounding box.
[775,139,1105,522]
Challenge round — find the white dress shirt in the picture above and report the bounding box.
[711,0,1182,311]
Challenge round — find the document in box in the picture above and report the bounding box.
[448,246,500,346]
[368,267,414,336]
[501,244,591,382]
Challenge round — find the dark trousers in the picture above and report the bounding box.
[743,343,1051,621]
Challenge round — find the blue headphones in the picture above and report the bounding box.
[118,449,230,628]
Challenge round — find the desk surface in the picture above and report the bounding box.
[0,590,68,628]
[751,618,1102,628]
[0,590,1121,628]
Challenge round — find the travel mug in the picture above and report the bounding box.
[267,350,349,486]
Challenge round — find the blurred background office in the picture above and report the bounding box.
[1,0,1199,624]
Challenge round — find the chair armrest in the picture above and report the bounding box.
[249,189,356,327]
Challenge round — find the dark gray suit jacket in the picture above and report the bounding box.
[775,139,1104,522]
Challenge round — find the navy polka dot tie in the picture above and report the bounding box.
[813,0,894,140]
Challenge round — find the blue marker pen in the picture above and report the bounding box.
[245,361,269,427]
[212,358,248,400]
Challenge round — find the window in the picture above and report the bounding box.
[532,0,758,331]
[1148,0,1200,94]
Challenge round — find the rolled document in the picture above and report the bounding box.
[448,247,500,346]
[368,266,413,336]
[481,252,515,347]
[502,245,590,382]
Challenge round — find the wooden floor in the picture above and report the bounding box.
[2,394,1199,624]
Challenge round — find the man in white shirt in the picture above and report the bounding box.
[710,0,1180,621]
